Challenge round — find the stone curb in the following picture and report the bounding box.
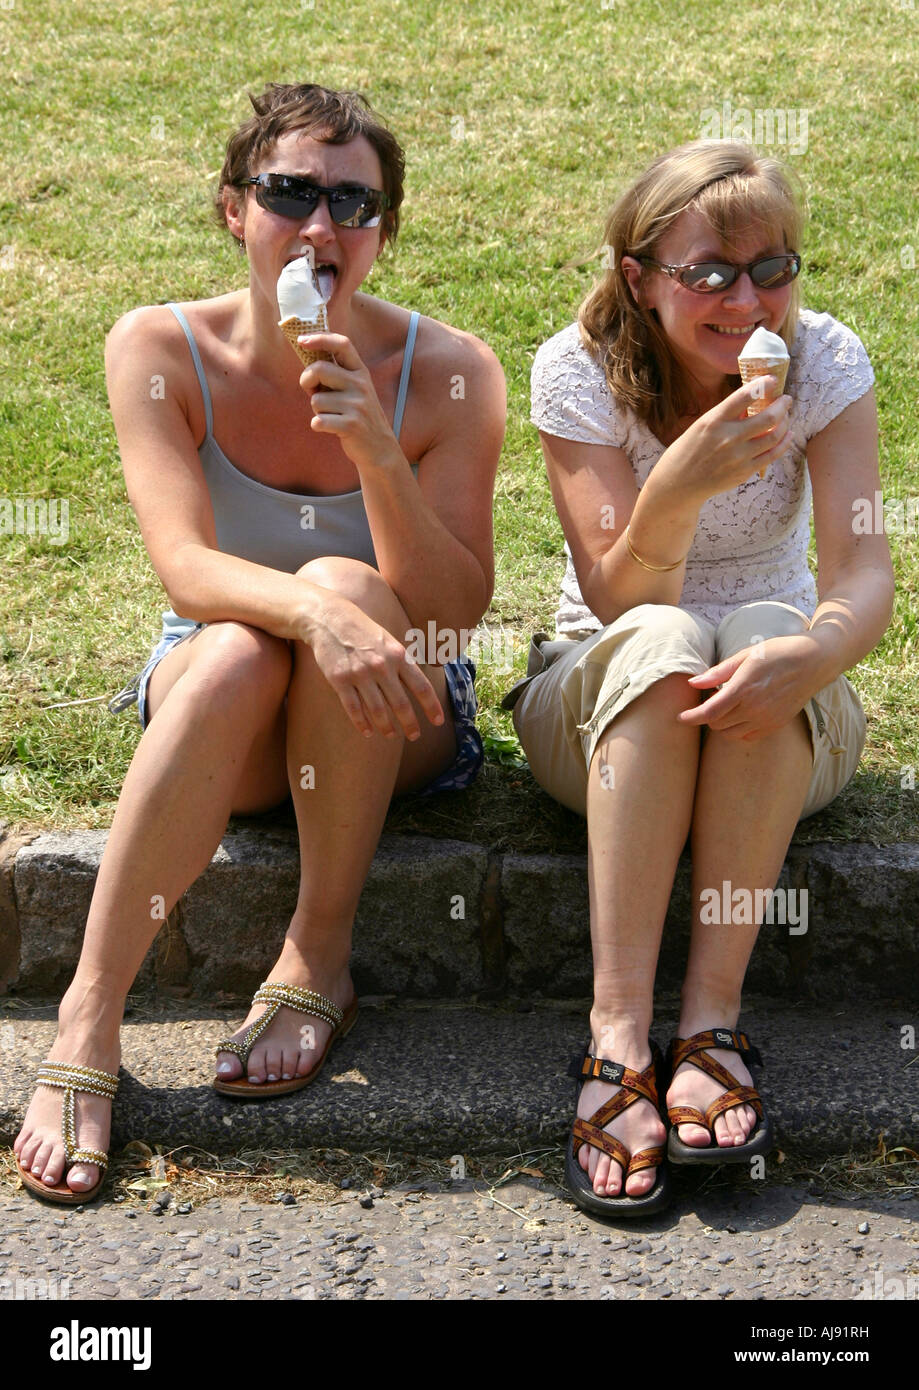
[2,999,916,1158]
[2,828,918,1001]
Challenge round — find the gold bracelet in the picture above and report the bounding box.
[623,524,686,573]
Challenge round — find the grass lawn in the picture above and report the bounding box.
[1,0,917,847]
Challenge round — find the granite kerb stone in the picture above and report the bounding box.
[9,827,492,998]
[4,827,918,1000]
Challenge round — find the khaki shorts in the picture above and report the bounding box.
[503,602,866,819]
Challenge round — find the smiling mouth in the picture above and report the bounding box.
[707,323,761,336]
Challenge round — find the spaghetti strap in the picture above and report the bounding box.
[165,301,417,445]
[165,303,214,439]
[392,310,420,442]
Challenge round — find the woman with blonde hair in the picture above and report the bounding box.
[15,83,505,1203]
[506,140,892,1217]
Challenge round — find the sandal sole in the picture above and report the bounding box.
[667,1112,774,1165]
[565,1134,671,1219]
[15,1159,105,1205]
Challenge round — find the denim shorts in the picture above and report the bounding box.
[109,626,484,795]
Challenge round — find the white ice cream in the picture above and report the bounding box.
[738,326,788,363]
[277,249,329,322]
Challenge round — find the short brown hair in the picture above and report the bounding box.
[579,140,805,436]
[215,83,405,245]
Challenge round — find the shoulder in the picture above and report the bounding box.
[104,305,194,409]
[107,293,241,351]
[531,321,622,446]
[532,321,605,384]
[789,309,875,439]
[105,303,178,358]
[411,310,505,400]
[791,308,873,374]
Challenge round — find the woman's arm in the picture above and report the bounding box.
[805,388,894,681]
[106,306,348,638]
[105,306,443,735]
[680,389,894,739]
[299,320,506,641]
[541,378,792,625]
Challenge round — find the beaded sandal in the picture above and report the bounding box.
[666,1028,774,1164]
[565,1041,671,1219]
[16,1062,120,1206]
[214,981,359,1099]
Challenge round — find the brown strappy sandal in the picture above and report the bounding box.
[565,1042,670,1218]
[666,1028,773,1164]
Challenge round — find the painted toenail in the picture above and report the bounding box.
[282,1073,292,1080]
[216,1063,234,1075]
[267,1073,278,1081]
[32,1165,42,1174]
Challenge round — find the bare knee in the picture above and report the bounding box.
[634,670,703,719]
[296,557,407,631]
[182,622,292,715]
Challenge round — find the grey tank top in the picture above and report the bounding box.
[160,303,420,639]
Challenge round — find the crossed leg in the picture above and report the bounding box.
[15,558,457,1193]
[214,557,458,1088]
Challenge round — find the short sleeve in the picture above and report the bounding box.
[791,311,875,441]
[530,323,625,447]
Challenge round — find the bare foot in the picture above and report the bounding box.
[215,950,354,1087]
[574,1034,666,1198]
[666,1035,758,1149]
[14,990,121,1197]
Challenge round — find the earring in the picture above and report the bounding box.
[237,236,246,253]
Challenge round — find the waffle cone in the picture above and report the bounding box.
[280,311,330,367]
[739,357,789,416]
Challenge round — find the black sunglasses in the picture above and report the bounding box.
[637,252,801,294]
[244,173,389,228]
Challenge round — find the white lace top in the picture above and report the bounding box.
[530,309,874,633]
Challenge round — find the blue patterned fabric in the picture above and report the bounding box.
[110,634,484,795]
[421,653,484,795]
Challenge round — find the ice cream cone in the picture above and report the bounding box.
[738,358,789,477]
[738,357,789,416]
[280,310,330,368]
